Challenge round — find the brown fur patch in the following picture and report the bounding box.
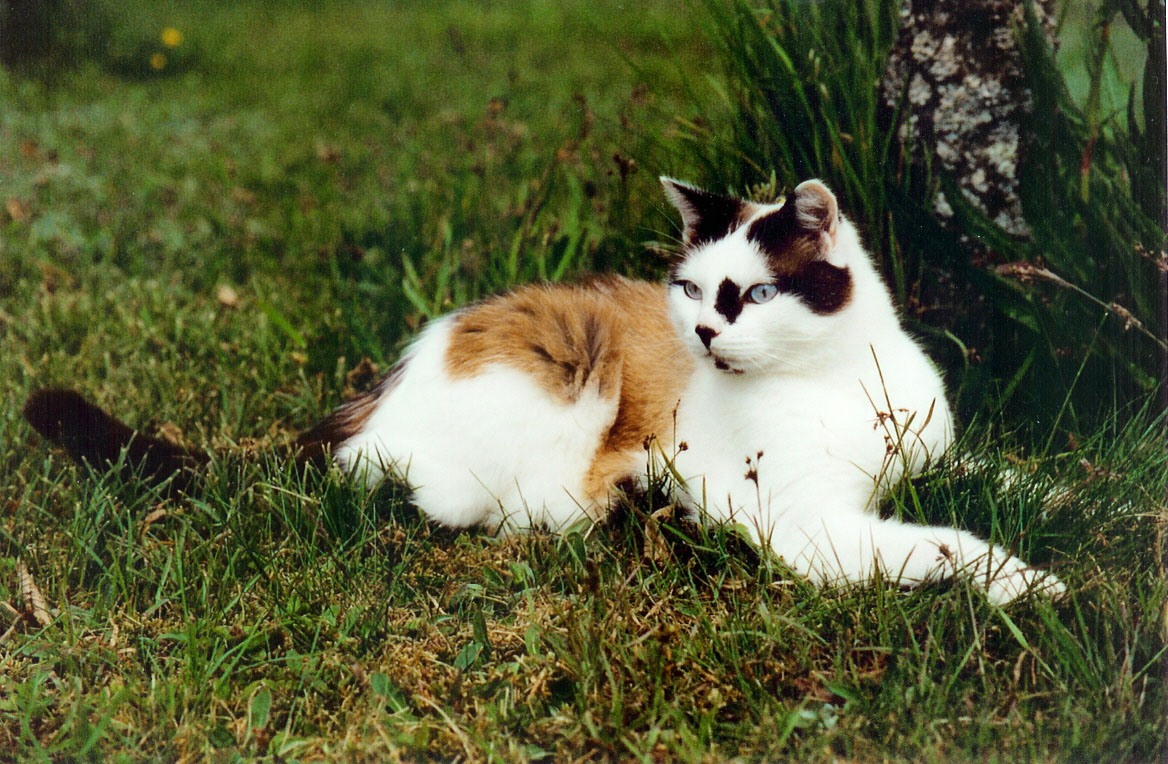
[747,204,853,315]
[446,278,691,505]
[777,260,853,314]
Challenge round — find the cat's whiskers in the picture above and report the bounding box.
[750,351,814,374]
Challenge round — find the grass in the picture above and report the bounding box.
[1,0,1166,761]
[4,415,1165,761]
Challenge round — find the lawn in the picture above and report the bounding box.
[1,1,1165,761]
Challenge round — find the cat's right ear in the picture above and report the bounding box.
[660,178,746,249]
[791,179,839,246]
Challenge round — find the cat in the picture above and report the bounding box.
[23,178,1063,606]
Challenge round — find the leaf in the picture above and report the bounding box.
[370,671,392,696]
[249,686,272,731]
[524,624,542,657]
[5,198,28,222]
[400,257,436,319]
[208,723,235,749]
[643,505,675,565]
[471,607,492,664]
[140,507,169,535]
[370,672,410,713]
[824,682,861,709]
[453,641,482,671]
[216,284,240,308]
[996,608,1031,651]
[16,558,51,627]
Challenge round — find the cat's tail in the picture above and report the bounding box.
[22,389,210,493]
[23,388,360,493]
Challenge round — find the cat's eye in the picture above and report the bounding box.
[674,280,702,300]
[746,283,779,304]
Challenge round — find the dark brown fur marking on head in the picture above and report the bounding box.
[746,195,852,315]
[776,261,853,314]
[714,278,744,324]
[662,179,756,249]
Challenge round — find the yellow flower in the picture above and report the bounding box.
[150,52,168,70]
[161,27,183,48]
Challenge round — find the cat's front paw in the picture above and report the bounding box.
[983,563,1066,607]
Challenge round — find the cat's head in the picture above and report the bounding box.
[662,178,861,375]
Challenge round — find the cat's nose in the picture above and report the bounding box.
[695,325,718,349]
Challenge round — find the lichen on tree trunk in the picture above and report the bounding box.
[881,0,1057,240]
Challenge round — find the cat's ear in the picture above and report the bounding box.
[660,177,747,248]
[747,179,841,262]
[791,179,839,247]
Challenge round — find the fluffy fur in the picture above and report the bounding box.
[331,280,687,532]
[661,180,1059,605]
[24,178,1063,605]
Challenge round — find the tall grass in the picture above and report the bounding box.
[679,0,1166,432]
[682,0,907,285]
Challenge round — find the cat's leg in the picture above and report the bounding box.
[778,511,1064,606]
[580,448,647,513]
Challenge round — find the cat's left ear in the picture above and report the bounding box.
[791,179,839,249]
[660,177,747,248]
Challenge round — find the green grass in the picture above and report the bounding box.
[1,1,1166,761]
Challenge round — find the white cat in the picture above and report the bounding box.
[661,180,1062,605]
[24,178,1063,605]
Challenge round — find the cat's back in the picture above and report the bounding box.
[444,276,678,404]
[446,276,691,460]
[334,276,689,531]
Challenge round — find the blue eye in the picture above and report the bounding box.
[746,283,779,303]
[673,280,702,300]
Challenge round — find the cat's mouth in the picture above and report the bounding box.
[711,355,745,376]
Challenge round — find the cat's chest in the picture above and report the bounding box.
[675,372,863,444]
[668,372,882,507]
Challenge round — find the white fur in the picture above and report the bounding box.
[336,185,1063,605]
[334,318,616,533]
[666,203,1061,605]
